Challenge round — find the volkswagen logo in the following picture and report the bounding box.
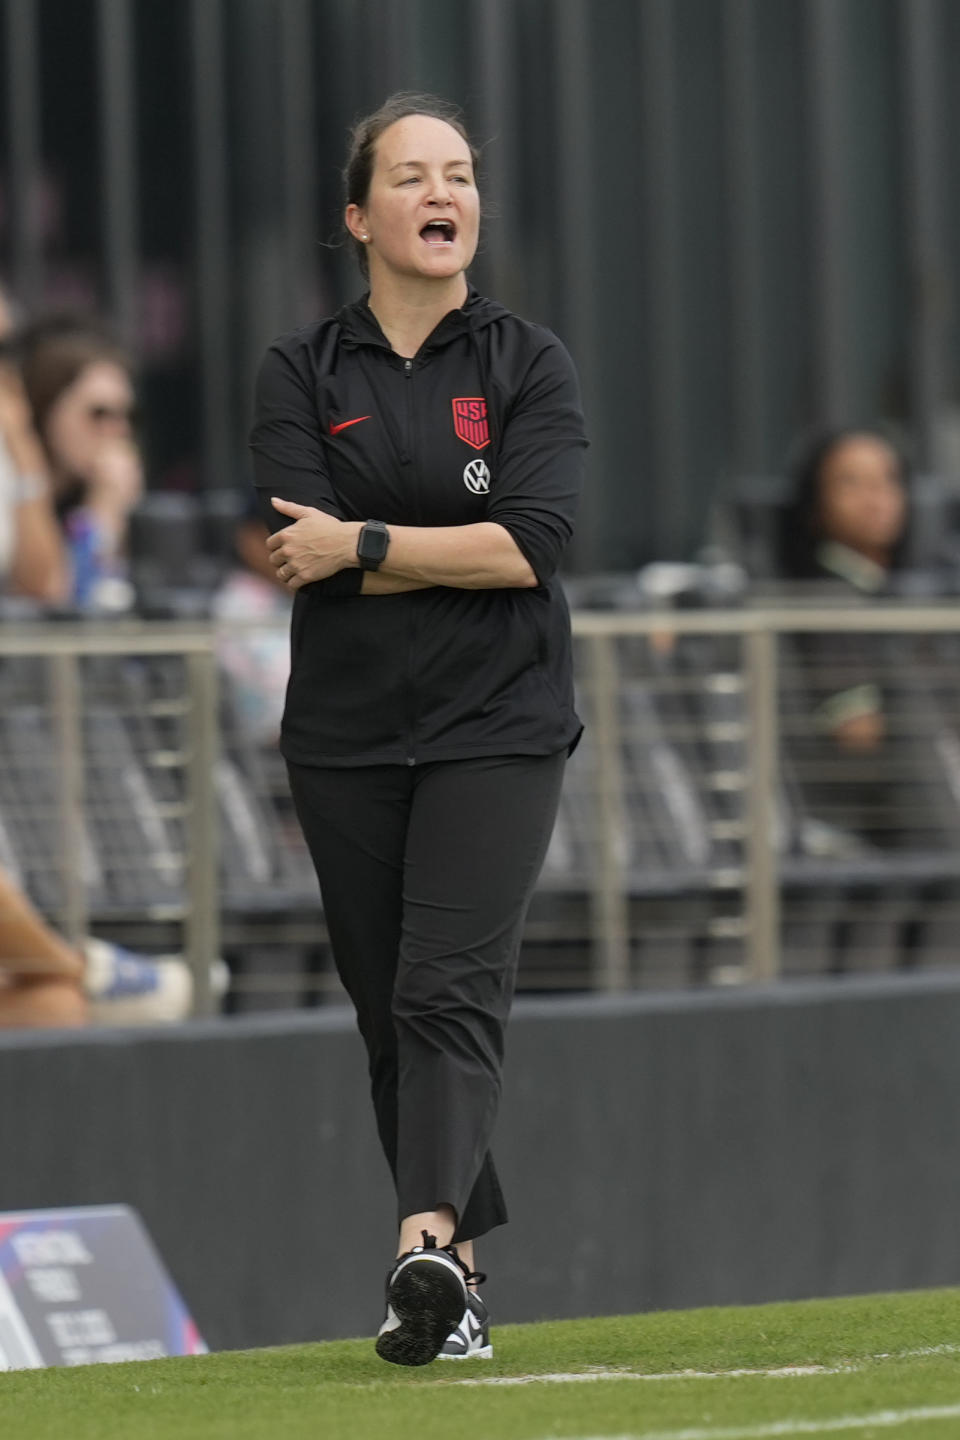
[463,458,491,494]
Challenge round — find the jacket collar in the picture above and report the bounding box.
[335,285,509,353]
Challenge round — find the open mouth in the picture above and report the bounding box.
[420,219,456,245]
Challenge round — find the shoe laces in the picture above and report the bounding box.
[415,1230,486,1287]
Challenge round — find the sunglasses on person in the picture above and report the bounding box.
[86,402,138,424]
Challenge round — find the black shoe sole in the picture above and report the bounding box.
[376,1257,466,1368]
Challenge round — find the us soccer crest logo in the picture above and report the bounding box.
[452,397,490,451]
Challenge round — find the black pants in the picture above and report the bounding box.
[286,751,565,1242]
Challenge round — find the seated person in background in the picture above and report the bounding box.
[0,287,71,604]
[212,498,291,745]
[778,427,909,753]
[0,863,195,1028]
[14,315,143,611]
[775,426,960,863]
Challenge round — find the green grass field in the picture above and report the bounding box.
[2,1288,959,1440]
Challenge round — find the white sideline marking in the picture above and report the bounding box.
[542,1402,960,1439]
[447,1365,838,1387]
[441,1341,960,1389]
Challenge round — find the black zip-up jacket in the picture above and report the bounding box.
[249,289,588,767]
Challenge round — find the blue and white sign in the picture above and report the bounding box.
[0,1205,206,1370]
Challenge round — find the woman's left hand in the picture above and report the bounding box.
[266,498,358,588]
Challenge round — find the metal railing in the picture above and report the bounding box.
[573,602,960,989]
[4,604,960,1012]
[0,624,220,1015]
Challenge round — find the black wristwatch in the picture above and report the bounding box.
[356,519,390,571]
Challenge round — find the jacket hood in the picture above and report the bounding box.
[336,286,511,351]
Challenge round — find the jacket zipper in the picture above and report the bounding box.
[403,357,417,765]
[401,359,414,470]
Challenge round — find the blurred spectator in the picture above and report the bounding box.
[771,427,960,871]
[16,314,143,611]
[779,427,909,581]
[0,286,71,604]
[212,499,291,744]
[0,863,196,1028]
[778,427,909,753]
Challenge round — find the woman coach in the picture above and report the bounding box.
[249,93,587,1367]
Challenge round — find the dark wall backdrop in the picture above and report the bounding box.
[1,0,957,567]
[2,974,960,1350]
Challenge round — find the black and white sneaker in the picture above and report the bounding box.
[438,1290,493,1360]
[375,1232,477,1367]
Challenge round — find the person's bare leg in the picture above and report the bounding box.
[0,867,84,980]
[397,1210,478,1288]
[0,976,87,1027]
[398,1207,456,1256]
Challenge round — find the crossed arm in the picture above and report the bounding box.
[265,497,537,593]
[250,334,586,598]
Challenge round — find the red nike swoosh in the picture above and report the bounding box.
[329,415,372,435]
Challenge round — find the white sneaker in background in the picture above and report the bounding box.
[81,938,200,1025]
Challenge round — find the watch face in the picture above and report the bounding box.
[360,524,389,563]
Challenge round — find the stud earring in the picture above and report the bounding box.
[361,233,369,241]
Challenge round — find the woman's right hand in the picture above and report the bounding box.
[82,438,144,556]
[86,437,143,509]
